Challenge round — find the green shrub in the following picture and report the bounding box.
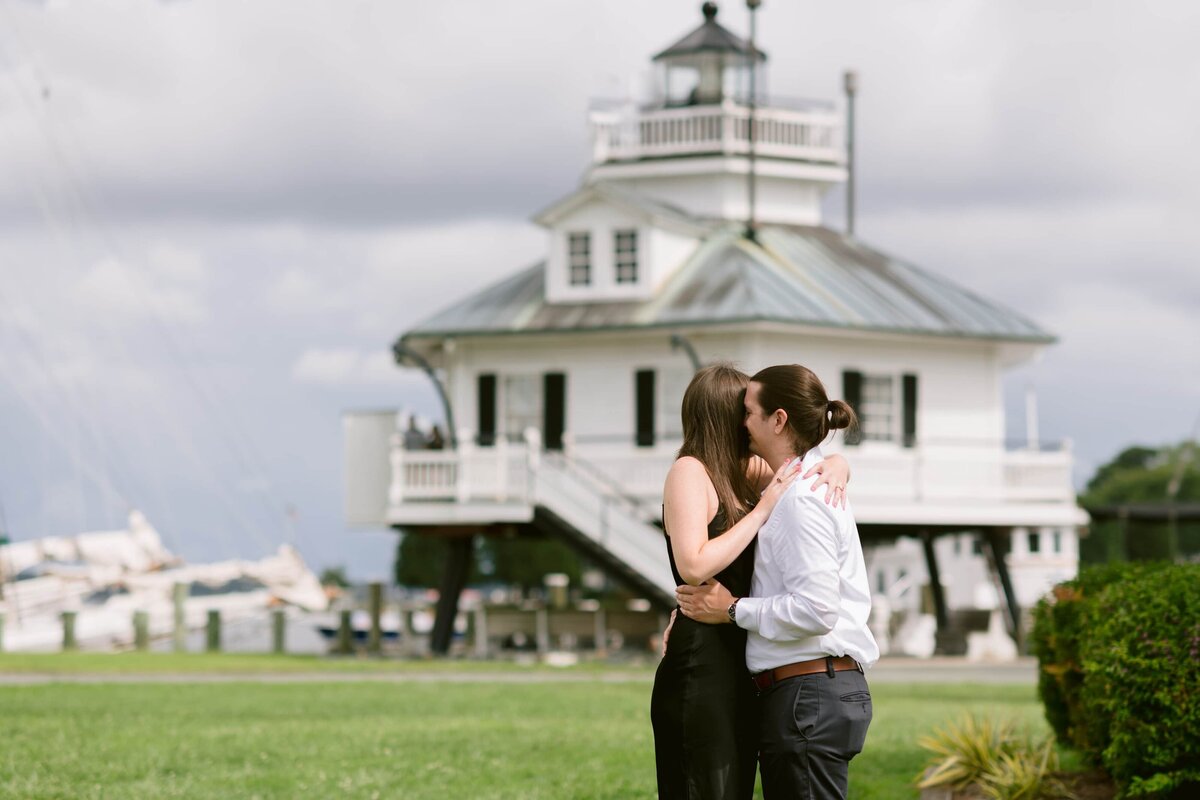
[1030,561,1167,752]
[1079,565,1200,797]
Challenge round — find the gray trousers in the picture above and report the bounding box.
[757,667,873,800]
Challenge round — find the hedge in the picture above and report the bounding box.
[1031,562,1200,797]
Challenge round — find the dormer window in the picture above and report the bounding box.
[568,232,591,286]
[615,229,639,284]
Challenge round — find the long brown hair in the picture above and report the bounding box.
[677,363,759,525]
[750,364,858,455]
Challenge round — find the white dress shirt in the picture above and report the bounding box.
[735,446,880,673]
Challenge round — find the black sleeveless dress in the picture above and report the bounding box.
[650,510,758,800]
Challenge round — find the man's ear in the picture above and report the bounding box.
[773,409,788,434]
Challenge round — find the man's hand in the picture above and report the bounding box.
[676,581,735,624]
[661,608,677,657]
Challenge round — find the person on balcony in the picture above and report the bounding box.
[651,363,852,800]
[677,364,878,800]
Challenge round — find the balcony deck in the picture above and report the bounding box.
[346,421,1086,531]
[589,99,844,166]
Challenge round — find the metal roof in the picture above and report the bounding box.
[402,225,1054,344]
[653,3,765,62]
[533,182,711,235]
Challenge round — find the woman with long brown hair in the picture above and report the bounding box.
[676,364,877,800]
[651,364,850,799]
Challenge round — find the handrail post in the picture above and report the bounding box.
[524,427,542,503]
[457,428,475,503]
[495,434,509,501]
[388,432,405,507]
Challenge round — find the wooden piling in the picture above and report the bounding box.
[205,610,221,653]
[367,582,383,655]
[535,607,549,654]
[336,609,354,654]
[172,582,187,652]
[62,611,77,651]
[473,605,489,658]
[133,611,149,651]
[271,609,286,654]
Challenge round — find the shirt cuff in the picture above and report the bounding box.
[735,596,762,632]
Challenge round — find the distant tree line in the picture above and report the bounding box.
[394,532,590,594]
[1079,441,1200,563]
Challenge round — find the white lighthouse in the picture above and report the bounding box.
[345,3,1086,657]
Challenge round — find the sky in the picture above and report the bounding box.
[0,0,1197,578]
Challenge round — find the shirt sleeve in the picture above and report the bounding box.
[735,490,841,641]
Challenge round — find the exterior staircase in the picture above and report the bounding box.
[529,453,675,607]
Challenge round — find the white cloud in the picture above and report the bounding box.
[265,268,349,316]
[290,347,411,387]
[147,241,206,284]
[73,254,208,324]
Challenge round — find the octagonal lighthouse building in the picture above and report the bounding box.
[345,3,1086,657]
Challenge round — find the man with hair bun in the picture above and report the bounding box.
[677,364,879,800]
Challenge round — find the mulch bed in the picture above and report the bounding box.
[1050,769,1116,800]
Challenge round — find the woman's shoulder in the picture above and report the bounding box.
[668,455,713,484]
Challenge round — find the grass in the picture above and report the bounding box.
[0,668,1049,799]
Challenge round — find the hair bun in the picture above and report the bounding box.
[826,399,856,431]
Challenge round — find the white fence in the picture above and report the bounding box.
[590,100,844,165]
[377,430,1076,515]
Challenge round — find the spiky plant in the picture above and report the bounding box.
[917,715,1017,791]
[977,740,1061,800]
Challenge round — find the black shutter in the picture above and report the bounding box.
[543,372,566,451]
[477,374,496,446]
[842,370,863,446]
[635,369,655,448]
[902,373,918,448]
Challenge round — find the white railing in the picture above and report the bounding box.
[533,454,675,601]
[388,434,532,505]
[590,100,844,166]
[386,433,1077,512]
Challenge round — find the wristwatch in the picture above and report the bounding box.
[727,598,739,624]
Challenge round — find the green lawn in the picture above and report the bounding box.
[0,674,1048,799]
[0,652,650,676]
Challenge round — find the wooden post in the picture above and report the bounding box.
[535,607,550,654]
[921,530,963,656]
[62,611,78,651]
[0,612,5,653]
[172,582,187,653]
[271,609,286,654]
[205,610,221,653]
[983,528,1023,649]
[367,582,383,655]
[336,609,354,655]
[431,536,474,656]
[594,607,606,656]
[133,611,149,651]
[473,605,489,658]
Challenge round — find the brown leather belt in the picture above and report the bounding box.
[750,656,862,692]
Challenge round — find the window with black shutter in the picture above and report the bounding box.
[477,373,496,446]
[635,369,655,447]
[842,370,863,445]
[902,373,918,448]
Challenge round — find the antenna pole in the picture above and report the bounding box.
[844,69,858,237]
[746,0,762,240]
